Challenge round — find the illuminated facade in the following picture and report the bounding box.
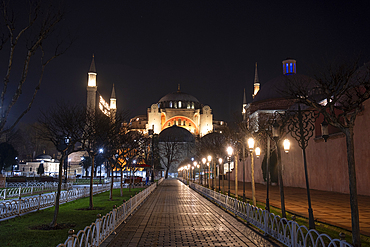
[146,85,213,137]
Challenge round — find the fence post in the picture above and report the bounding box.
[339,232,346,247]
[264,209,269,236]
[291,215,297,247]
[37,193,42,211]
[18,187,21,198]
[112,205,117,229]
[67,229,75,247]
[3,189,6,200]
[31,186,33,196]
[95,214,102,245]
[18,198,21,216]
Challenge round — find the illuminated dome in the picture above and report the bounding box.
[158,86,201,109]
[158,125,195,143]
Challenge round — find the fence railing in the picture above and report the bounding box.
[56,177,164,247]
[0,184,110,220]
[184,180,352,247]
[0,183,72,200]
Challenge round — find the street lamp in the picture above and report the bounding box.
[321,119,329,142]
[202,158,206,186]
[227,146,233,196]
[247,137,256,205]
[207,155,212,189]
[218,158,222,192]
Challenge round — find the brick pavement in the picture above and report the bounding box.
[208,179,370,236]
[102,179,279,247]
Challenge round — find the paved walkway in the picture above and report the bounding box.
[102,179,278,247]
[207,179,370,236]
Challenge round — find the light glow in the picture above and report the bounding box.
[255,147,261,157]
[283,139,290,153]
[247,138,255,151]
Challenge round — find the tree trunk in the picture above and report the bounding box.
[89,155,94,209]
[165,167,169,179]
[110,167,113,200]
[50,156,64,227]
[120,168,123,196]
[344,127,361,247]
[276,142,286,218]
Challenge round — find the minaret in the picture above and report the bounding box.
[110,84,116,120]
[87,55,97,113]
[252,62,260,99]
[242,88,247,121]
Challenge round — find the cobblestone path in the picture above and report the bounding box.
[102,179,278,247]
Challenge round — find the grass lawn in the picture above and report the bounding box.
[0,187,144,247]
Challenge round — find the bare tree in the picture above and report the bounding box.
[285,60,370,247]
[0,1,71,138]
[38,103,85,227]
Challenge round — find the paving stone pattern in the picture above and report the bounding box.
[103,179,278,247]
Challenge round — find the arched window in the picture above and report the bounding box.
[191,102,194,109]
[169,101,173,108]
[290,63,293,73]
[187,102,190,109]
[178,101,182,108]
[178,119,181,125]
[174,102,177,108]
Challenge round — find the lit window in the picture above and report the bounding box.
[136,118,139,121]
[178,101,182,108]
[191,102,194,109]
[174,102,177,108]
[168,123,170,126]
[220,121,223,125]
[286,64,289,74]
[170,101,173,108]
[290,63,293,73]
[187,103,190,109]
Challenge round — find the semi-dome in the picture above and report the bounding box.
[158,125,195,143]
[253,74,315,102]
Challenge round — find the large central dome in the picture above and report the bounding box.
[159,91,199,103]
[158,86,201,109]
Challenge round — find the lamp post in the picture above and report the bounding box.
[286,104,316,229]
[202,158,206,186]
[207,155,212,189]
[193,161,197,182]
[218,158,222,192]
[248,138,256,206]
[227,146,233,196]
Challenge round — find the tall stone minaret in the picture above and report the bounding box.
[252,62,260,99]
[110,84,116,120]
[87,55,97,113]
[242,88,247,121]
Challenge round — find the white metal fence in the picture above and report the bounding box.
[0,184,110,220]
[184,180,352,247]
[56,178,164,247]
[0,183,72,200]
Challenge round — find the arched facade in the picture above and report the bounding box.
[147,87,213,137]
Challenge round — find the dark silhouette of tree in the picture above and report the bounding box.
[284,60,370,247]
[37,163,44,175]
[38,103,85,227]
[0,142,18,173]
[0,1,71,139]
[80,155,91,178]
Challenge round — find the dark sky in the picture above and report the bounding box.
[5,0,370,126]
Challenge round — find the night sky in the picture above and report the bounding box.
[5,0,370,126]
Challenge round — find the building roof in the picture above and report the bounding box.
[158,125,195,142]
[35,154,53,161]
[253,74,315,102]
